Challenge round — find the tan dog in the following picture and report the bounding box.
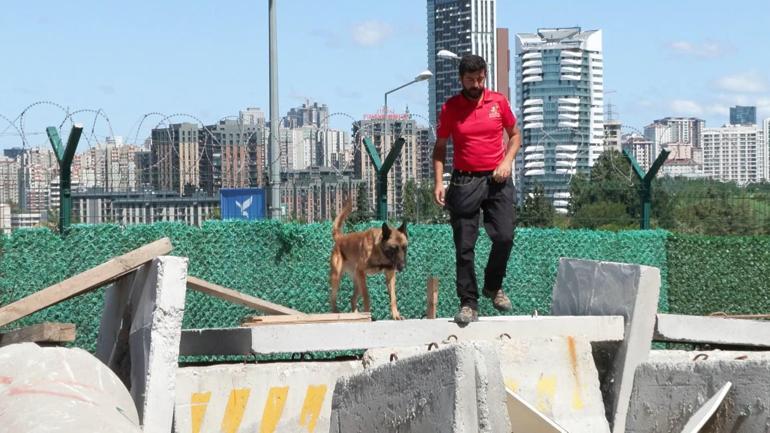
[329,200,408,320]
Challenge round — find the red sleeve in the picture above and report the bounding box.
[500,97,516,129]
[436,102,453,139]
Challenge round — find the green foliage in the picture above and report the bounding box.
[348,182,372,224]
[569,150,641,228]
[402,180,418,223]
[571,201,634,231]
[519,183,555,227]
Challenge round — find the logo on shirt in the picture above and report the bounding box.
[489,103,501,119]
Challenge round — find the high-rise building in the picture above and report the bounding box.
[622,133,654,172]
[762,117,770,179]
[200,119,264,195]
[416,127,434,182]
[514,27,605,212]
[644,117,704,159]
[702,124,767,184]
[19,148,58,212]
[603,120,622,152]
[151,123,201,195]
[239,107,265,126]
[318,129,350,169]
[730,105,757,126]
[353,110,421,217]
[0,156,20,205]
[280,167,362,223]
[428,0,497,168]
[496,28,510,101]
[283,100,329,129]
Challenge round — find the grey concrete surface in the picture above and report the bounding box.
[552,258,660,433]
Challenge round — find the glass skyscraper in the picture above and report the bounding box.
[729,105,757,125]
[514,28,604,212]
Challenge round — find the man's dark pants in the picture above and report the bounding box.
[445,170,516,310]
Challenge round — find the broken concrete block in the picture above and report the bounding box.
[626,350,769,433]
[365,337,609,433]
[330,341,510,433]
[0,343,141,433]
[551,258,660,433]
[96,255,188,433]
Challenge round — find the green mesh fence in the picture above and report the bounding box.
[0,222,670,352]
[667,234,770,316]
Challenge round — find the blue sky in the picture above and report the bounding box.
[1,0,769,149]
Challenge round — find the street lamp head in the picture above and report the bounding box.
[437,49,461,60]
[414,70,433,81]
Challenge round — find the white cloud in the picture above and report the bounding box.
[668,40,728,59]
[351,20,393,47]
[715,71,769,93]
[670,99,704,115]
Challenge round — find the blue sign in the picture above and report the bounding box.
[219,188,266,220]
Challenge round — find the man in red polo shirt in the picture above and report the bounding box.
[432,54,521,324]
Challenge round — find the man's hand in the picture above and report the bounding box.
[433,183,445,206]
[492,159,512,183]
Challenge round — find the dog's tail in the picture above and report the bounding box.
[332,199,353,241]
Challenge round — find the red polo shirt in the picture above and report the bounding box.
[436,89,516,171]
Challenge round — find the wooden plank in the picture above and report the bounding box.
[241,312,371,326]
[0,322,76,347]
[0,237,173,328]
[187,276,303,316]
[426,277,438,319]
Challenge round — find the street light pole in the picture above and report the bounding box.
[367,70,433,221]
[268,0,281,219]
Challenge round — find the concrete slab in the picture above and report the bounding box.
[173,361,362,433]
[329,341,510,433]
[364,337,609,433]
[507,389,569,433]
[179,316,624,356]
[0,343,141,433]
[655,313,770,347]
[96,256,189,433]
[680,382,732,433]
[551,258,660,433]
[626,350,770,433]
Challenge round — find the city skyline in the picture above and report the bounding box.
[2,0,770,151]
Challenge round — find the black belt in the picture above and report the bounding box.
[453,169,494,177]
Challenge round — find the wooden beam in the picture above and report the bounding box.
[241,312,370,327]
[426,277,439,319]
[0,322,76,347]
[187,276,303,316]
[0,238,173,328]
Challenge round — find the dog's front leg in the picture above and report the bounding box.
[385,270,402,320]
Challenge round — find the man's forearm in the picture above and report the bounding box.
[503,133,521,162]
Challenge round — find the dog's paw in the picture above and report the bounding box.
[391,312,404,320]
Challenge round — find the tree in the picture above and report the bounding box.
[402,180,418,222]
[348,182,372,224]
[518,184,555,227]
[417,182,447,223]
[568,149,662,229]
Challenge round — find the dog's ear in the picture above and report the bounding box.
[381,222,391,240]
[398,221,407,237]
